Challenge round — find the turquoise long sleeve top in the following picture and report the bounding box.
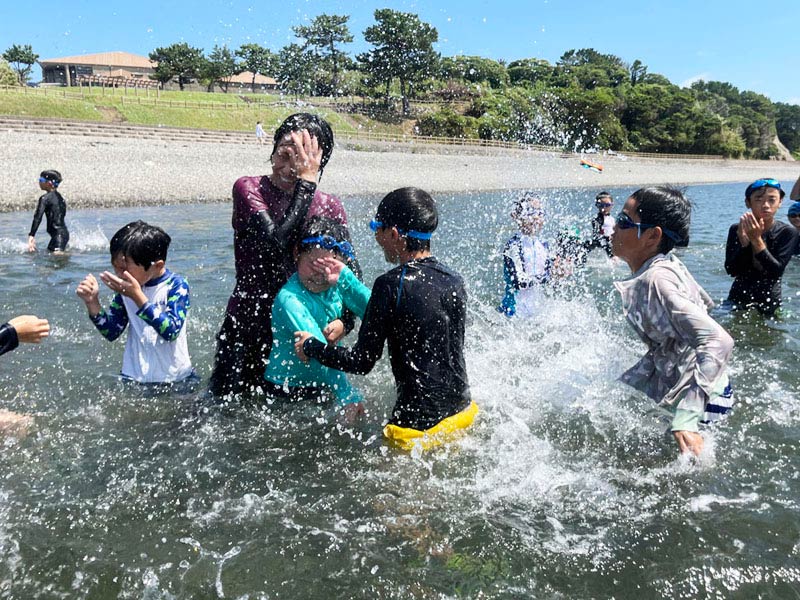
[264,266,371,405]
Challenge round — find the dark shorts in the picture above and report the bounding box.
[47,229,69,252]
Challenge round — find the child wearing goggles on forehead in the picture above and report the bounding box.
[724,178,798,316]
[584,191,615,257]
[264,217,370,420]
[611,186,734,457]
[497,194,552,317]
[294,187,476,450]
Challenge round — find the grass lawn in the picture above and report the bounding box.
[0,86,406,135]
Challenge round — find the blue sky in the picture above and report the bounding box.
[2,0,798,104]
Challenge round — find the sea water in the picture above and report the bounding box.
[1,181,800,598]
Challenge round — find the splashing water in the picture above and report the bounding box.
[1,182,800,597]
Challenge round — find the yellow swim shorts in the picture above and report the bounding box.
[382,401,479,452]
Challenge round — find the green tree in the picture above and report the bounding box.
[555,48,628,89]
[776,102,800,154]
[277,44,315,98]
[628,59,647,86]
[0,58,18,86]
[507,58,553,87]
[293,14,353,96]
[440,56,508,89]
[416,107,478,138]
[2,44,38,85]
[235,43,277,93]
[149,43,204,90]
[360,9,440,114]
[202,45,238,93]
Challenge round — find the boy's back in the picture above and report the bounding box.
[311,256,470,430]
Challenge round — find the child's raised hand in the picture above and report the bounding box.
[293,331,313,362]
[311,256,345,287]
[76,274,100,304]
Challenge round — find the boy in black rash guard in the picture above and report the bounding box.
[28,170,69,253]
[725,178,798,316]
[294,187,477,450]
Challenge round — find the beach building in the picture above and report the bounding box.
[39,51,156,87]
[225,71,279,92]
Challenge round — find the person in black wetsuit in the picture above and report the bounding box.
[725,178,798,316]
[28,169,69,253]
[294,187,476,449]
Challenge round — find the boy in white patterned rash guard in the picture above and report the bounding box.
[611,186,734,457]
[76,221,195,384]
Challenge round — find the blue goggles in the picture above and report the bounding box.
[299,235,355,260]
[369,219,433,240]
[746,178,783,198]
[616,212,684,243]
[39,176,58,185]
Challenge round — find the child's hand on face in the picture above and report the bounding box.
[310,255,345,287]
[100,271,146,306]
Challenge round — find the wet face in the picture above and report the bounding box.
[111,254,156,286]
[374,224,402,263]
[746,188,782,224]
[296,247,337,293]
[610,196,649,269]
[270,135,298,192]
[513,200,545,235]
[596,198,613,215]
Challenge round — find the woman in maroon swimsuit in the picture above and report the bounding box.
[209,114,354,397]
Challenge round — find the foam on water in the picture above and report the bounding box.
[2,188,800,597]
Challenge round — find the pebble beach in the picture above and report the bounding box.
[0,130,798,211]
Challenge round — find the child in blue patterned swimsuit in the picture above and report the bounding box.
[76,221,196,384]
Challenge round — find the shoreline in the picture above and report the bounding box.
[1,130,798,212]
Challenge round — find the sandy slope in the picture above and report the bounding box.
[1,130,798,211]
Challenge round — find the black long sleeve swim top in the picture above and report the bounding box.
[725,221,798,314]
[303,256,471,430]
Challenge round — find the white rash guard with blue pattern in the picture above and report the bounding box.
[90,269,194,383]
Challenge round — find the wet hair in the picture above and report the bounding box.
[109,220,171,268]
[788,201,800,217]
[40,169,62,186]
[375,187,438,252]
[297,216,353,259]
[272,113,335,177]
[631,186,691,254]
[595,191,612,202]
[511,194,544,222]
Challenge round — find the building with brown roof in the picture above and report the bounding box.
[39,51,156,86]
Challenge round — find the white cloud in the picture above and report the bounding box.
[680,72,712,88]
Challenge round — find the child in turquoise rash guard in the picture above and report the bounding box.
[264,217,370,418]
